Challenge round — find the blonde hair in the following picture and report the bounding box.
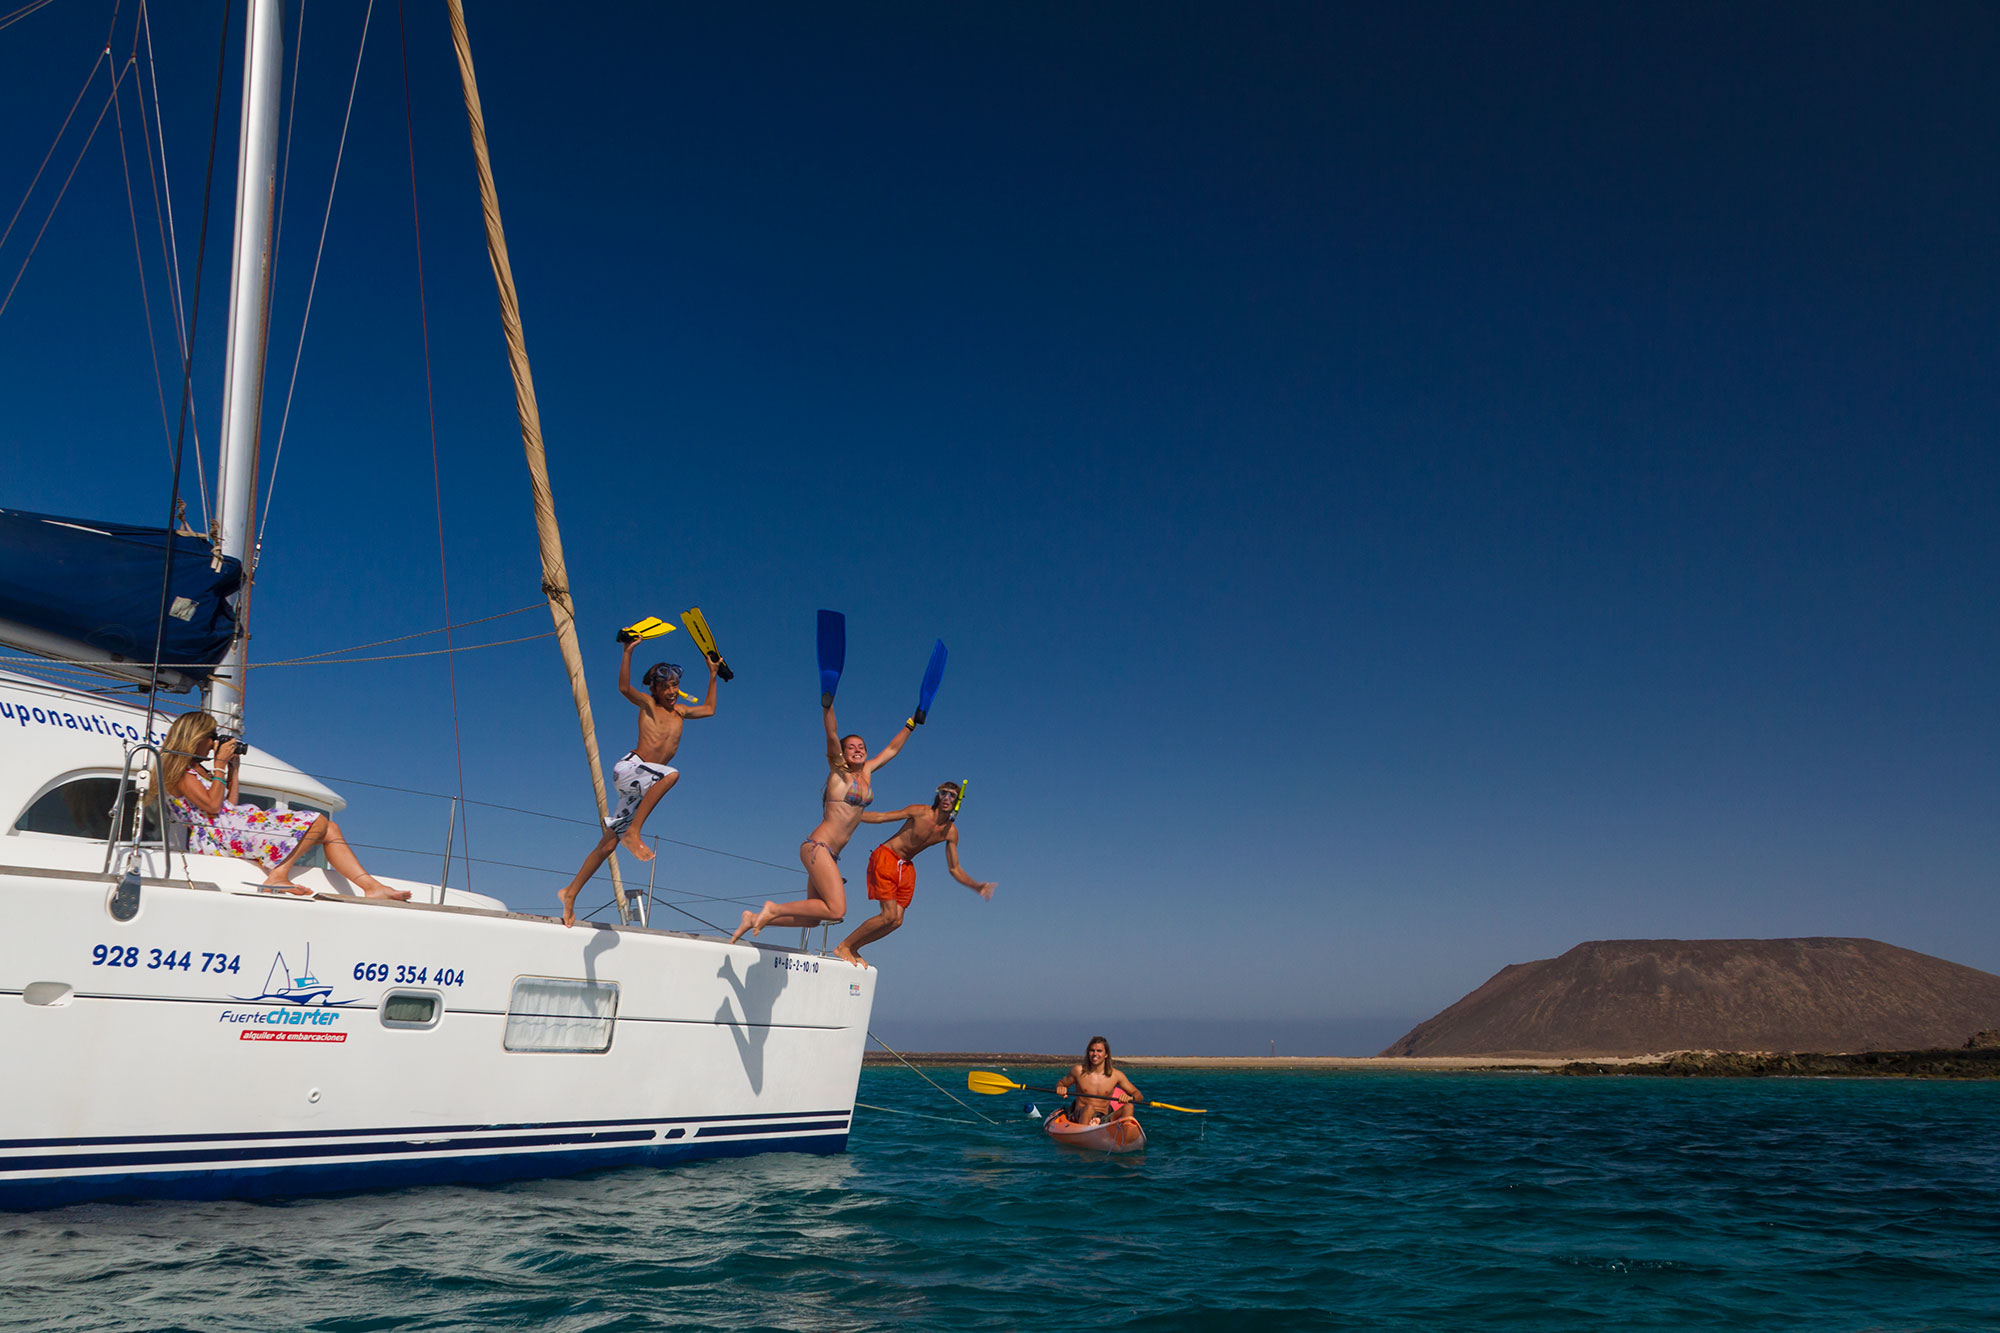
[159,710,218,796]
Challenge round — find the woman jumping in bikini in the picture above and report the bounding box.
[730,697,912,944]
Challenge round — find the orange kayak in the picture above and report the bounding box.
[1044,1109,1147,1153]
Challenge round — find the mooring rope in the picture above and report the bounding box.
[853,1102,987,1128]
[868,1032,998,1125]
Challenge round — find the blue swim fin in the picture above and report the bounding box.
[912,639,947,725]
[817,610,846,708]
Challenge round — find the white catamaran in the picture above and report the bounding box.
[0,1,874,1209]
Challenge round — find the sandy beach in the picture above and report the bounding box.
[865,1049,2000,1077]
[861,1052,1652,1070]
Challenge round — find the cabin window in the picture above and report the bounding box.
[503,977,618,1053]
[380,991,442,1030]
[13,777,163,841]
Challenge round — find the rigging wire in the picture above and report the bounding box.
[330,838,777,907]
[0,68,135,321]
[0,0,130,317]
[0,625,553,673]
[398,0,472,891]
[640,892,730,934]
[293,770,810,877]
[579,889,728,935]
[269,0,304,341]
[3,604,553,674]
[0,38,105,255]
[109,41,179,472]
[0,0,60,34]
[258,630,554,666]
[137,1,209,529]
[0,48,118,321]
[256,0,373,551]
[446,0,629,921]
[259,602,542,662]
[140,0,235,747]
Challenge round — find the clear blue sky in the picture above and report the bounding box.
[4,3,1996,1054]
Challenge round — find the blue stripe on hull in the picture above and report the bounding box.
[0,1133,848,1211]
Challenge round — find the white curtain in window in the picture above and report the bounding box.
[503,977,618,1052]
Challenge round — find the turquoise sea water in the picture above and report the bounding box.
[6,1069,1999,1330]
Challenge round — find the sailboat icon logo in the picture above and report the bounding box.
[231,944,355,1006]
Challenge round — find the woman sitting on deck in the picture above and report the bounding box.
[160,711,409,899]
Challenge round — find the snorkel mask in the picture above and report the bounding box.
[642,663,684,692]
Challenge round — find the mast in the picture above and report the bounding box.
[205,0,285,732]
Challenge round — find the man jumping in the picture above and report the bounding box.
[833,781,993,966]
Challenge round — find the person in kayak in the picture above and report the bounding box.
[1055,1036,1142,1125]
[558,638,720,927]
[730,697,913,944]
[830,781,994,967]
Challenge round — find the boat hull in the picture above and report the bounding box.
[1044,1110,1146,1153]
[0,861,874,1209]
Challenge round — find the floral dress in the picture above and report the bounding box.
[169,777,320,871]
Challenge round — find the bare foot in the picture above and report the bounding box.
[751,902,779,937]
[260,877,313,896]
[361,883,413,901]
[558,883,582,928]
[833,943,868,969]
[620,830,656,861]
[729,909,756,944]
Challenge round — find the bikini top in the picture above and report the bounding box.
[832,771,873,808]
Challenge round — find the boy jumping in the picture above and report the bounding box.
[557,638,719,926]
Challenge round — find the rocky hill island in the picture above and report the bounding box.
[1384,938,2000,1063]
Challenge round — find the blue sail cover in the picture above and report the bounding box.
[0,508,241,678]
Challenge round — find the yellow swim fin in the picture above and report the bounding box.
[681,608,716,655]
[681,606,734,681]
[617,616,676,644]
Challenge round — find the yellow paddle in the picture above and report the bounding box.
[967,1069,1207,1114]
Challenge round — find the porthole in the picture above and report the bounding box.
[380,989,443,1030]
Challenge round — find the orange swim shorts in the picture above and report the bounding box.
[867,843,916,907]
